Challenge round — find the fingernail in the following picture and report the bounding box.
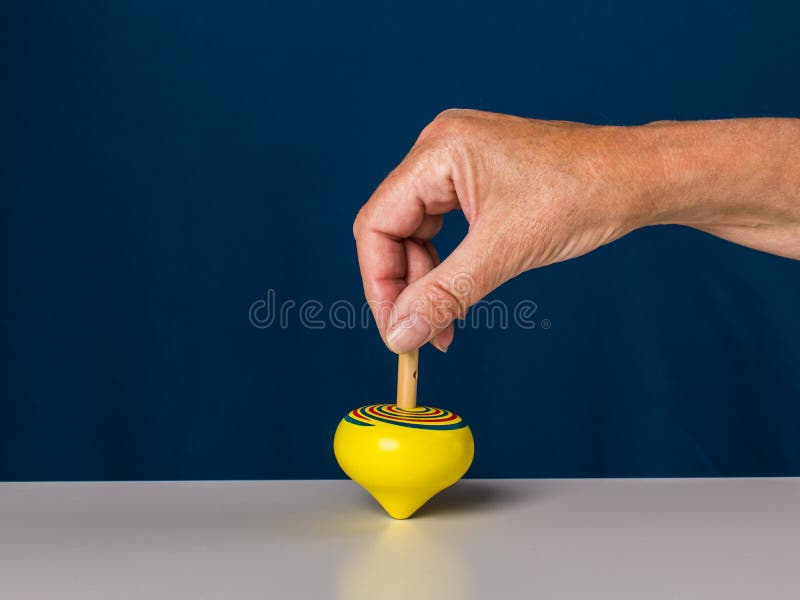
[430,338,449,353]
[386,315,432,354]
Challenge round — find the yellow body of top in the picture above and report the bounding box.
[333,404,474,519]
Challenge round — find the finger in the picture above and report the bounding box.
[431,323,455,353]
[404,238,436,285]
[414,239,455,353]
[385,227,504,353]
[354,149,459,339]
[403,239,453,353]
[411,214,444,241]
[421,239,441,264]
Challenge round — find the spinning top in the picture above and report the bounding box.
[334,349,474,519]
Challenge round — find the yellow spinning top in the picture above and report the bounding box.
[333,349,474,519]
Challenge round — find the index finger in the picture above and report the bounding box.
[353,151,459,336]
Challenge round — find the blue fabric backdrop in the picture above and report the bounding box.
[3,0,799,480]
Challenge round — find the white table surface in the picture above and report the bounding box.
[0,478,798,599]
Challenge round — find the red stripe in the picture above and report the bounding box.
[349,410,371,422]
[364,405,458,423]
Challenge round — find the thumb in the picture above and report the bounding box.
[385,230,504,354]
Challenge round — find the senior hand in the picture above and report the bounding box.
[353,109,800,353]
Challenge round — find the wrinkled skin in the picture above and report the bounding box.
[353,109,800,353]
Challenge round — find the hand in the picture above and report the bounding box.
[353,109,648,353]
[353,109,800,354]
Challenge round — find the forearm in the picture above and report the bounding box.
[354,110,799,353]
[628,118,800,258]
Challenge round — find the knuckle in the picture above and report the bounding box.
[413,144,452,178]
[420,279,469,328]
[434,107,470,121]
[420,108,471,142]
[352,208,366,239]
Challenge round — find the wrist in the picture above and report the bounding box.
[625,118,800,230]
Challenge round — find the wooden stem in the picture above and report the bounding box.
[396,350,419,410]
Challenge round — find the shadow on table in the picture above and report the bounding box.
[414,479,528,519]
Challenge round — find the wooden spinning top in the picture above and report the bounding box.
[334,349,474,519]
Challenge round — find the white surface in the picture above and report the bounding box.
[1,478,799,599]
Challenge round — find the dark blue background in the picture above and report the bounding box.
[3,1,799,480]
